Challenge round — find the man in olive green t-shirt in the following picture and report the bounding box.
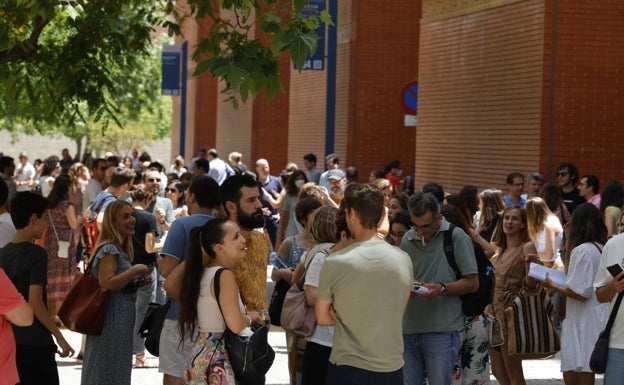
[316,184,413,384]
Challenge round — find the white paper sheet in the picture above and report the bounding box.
[528,262,567,287]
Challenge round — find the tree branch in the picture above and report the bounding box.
[0,17,51,64]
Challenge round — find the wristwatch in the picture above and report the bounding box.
[439,283,447,295]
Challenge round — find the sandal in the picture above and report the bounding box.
[133,353,157,369]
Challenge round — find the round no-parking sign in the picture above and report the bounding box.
[400,81,418,115]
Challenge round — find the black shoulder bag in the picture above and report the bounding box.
[590,291,624,374]
[214,268,275,385]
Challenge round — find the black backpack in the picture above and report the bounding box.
[443,225,495,317]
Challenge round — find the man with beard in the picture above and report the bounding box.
[327,169,347,205]
[158,175,220,385]
[220,174,271,317]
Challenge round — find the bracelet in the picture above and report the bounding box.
[244,315,252,326]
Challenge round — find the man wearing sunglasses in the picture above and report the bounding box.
[83,158,108,211]
[143,168,175,233]
[556,161,586,214]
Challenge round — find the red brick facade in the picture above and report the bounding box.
[174,1,421,179]
[417,0,624,193]
[174,0,624,192]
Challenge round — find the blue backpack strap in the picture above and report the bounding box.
[443,224,461,280]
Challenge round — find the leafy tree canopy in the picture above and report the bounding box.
[0,0,331,131]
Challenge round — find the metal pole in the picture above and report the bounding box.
[179,41,188,158]
[324,0,337,157]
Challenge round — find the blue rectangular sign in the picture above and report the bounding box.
[162,46,181,95]
[299,0,325,71]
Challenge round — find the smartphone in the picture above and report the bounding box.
[607,263,624,279]
[412,283,430,294]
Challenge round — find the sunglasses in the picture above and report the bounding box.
[556,172,569,177]
[147,178,161,183]
[166,188,178,193]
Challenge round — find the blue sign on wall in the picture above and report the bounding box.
[298,0,325,71]
[162,46,181,96]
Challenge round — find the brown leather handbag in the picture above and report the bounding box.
[57,261,110,335]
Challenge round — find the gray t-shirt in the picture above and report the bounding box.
[317,240,413,372]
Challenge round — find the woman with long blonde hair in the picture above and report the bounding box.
[81,200,151,385]
[525,197,563,266]
[487,206,539,385]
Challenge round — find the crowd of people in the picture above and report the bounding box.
[0,146,623,385]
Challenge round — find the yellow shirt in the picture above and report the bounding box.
[232,230,270,311]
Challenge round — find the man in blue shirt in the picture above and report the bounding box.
[158,175,219,385]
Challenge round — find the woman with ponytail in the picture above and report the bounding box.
[164,218,264,384]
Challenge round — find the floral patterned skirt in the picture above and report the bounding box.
[452,314,491,385]
[184,332,236,385]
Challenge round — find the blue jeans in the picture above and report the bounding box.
[403,332,460,385]
[605,347,624,385]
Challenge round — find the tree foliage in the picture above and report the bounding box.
[171,0,332,107]
[0,0,170,132]
[0,0,330,134]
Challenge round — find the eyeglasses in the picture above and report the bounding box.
[412,222,436,232]
[556,172,569,177]
[147,178,161,183]
[619,222,624,228]
[166,188,178,193]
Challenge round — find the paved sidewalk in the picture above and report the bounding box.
[56,328,602,385]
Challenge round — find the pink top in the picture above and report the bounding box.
[0,268,25,385]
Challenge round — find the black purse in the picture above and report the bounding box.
[214,268,275,385]
[138,300,171,357]
[590,291,623,374]
[268,279,291,326]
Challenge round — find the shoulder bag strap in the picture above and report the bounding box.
[590,242,603,254]
[48,209,60,243]
[213,267,226,318]
[604,292,624,335]
[443,225,460,279]
[296,246,322,288]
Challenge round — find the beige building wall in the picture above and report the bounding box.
[214,8,253,159]
[287,0,352,169]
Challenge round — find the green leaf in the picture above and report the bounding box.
[289,30,319,70]
[293,0,307,12]
[320,9,334,25]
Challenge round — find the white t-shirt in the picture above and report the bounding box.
[594,234,624,349]
[304,243,334,347]
[14,162,35,192]
[0,213,16,247]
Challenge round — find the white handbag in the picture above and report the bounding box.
[49,211,70,259]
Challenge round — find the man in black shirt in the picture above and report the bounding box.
[556,162,586,214]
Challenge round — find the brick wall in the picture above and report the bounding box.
[346,0,420,182]
[540,0,624,183]
[417,0,544,194]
